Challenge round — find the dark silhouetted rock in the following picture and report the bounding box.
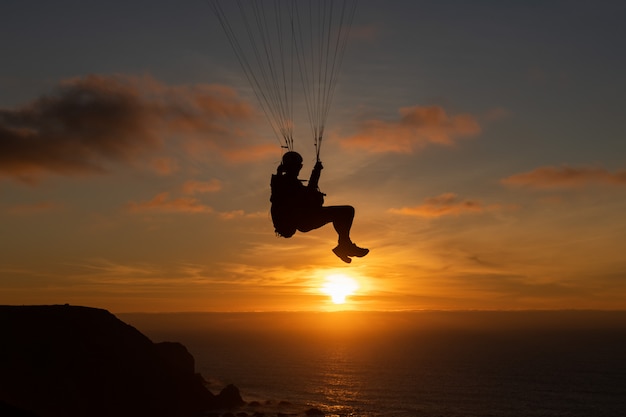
[305,408,325,416]
[216,384,246,408]
[0,400,41,417]
[155,341,195,376]
[0,305,220,417]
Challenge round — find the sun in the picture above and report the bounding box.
[321,274,359,304]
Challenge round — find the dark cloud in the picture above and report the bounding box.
[0,74,258,183]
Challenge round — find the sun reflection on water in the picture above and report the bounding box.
[309,342,368,416]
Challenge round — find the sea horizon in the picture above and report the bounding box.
[120,309,626,417]
[117,308,626,315]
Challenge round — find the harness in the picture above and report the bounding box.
[270,174,324,238]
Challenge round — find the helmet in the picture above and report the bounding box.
[281,151,303,167]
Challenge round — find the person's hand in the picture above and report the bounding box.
[314,161,324,170]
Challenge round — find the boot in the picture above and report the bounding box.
[333,242,369,263]
[332,246,352,263]
[344,242,369,258]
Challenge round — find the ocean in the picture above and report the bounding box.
[120,311,626,417]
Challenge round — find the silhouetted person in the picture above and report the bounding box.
[270,151,369,263]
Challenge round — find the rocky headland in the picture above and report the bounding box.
[0,305,244,417]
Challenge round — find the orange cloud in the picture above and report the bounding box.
[218,210,245,220]
[217,210,266,220]
[501,166,626,189]
[219,143,278,163]
[126,192,213,214]
[390,193,506,218]
[342,106,481,153]
[0,74,263,184]
[182,179,222,195]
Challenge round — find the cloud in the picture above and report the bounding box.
[149,157,179,175]
[0,74,263,183]
[218,210,266,220]
[501,165,626,189]
[218,210,245,220]
[390,193,507,218]
[66,258,214,287]
[127,181,265,218]
[218,143,278,163]
[126,192,213,214]
[182,179,222,195]
[5,201,62,215]
[341,105,480,153]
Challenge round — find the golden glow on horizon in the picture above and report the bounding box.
[321,274,359,304]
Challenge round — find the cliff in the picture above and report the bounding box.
[0,305,243,417]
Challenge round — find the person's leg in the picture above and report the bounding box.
[327,206,368,260]
[297,206,354,241]
[297,206,368,263]
[322,206,368,261]
[324,206,354,245]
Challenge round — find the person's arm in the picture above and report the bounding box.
[308,161,323,189]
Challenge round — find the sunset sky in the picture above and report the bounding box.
[1,1,625,312]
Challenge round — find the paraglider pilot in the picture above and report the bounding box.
[270,151,369,263]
